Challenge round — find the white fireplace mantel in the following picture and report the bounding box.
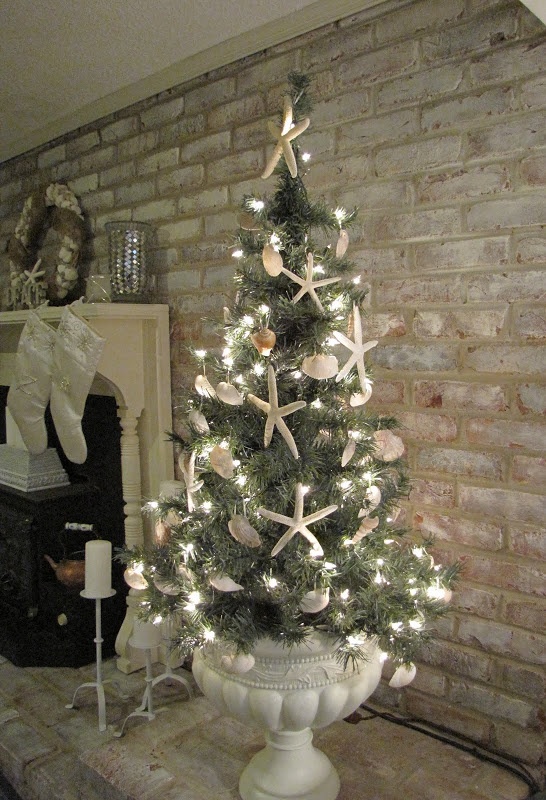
[0,302,174,671]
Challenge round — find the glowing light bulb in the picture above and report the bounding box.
[384,539,394,545]
[195,349,207,359]
[259,304,270,314]
[201,501,212,513]
[314,263,325,274]
[268,577,278,589]
[243,315,254,326]
[311,399,322,409]
[147,500,159,511]
[153,615,163,625]
[412,547,425,559]
[302,152,311,162]
[379,650,389,663]
[204,629,216,641]
[254,363,265,376]
[250,199,264,211]
[232,249,243,259]
[235,374,244,383]
[340,589,350,600]
[188,591,201,605]
[334,207,347,223]
[270,233,281,247]
[301,485,310,495]
[236,474,247,486]
[224,357,234,368]
[353,276,361,285]
[340,479,352,490]
[293,370,302,379]
[390,621,403,631]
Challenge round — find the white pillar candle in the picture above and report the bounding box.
[131,619,162,649]
[84,539,112,597]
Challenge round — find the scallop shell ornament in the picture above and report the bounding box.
[210,574,244,592]
[251,328,276,356]
[210,445,235,479]
[389,663,417,688]
[221,652,256,674]
[299,587,330,613]
[350,378,373,407]
[302,354,339,380]
[154,577,180,595]
[124,568,148,590]
[262,243,283,276]
[336,229,349,258]
[228,514,261,548]
[373,429,405,461]
[359,485,382,516]
[216,381,244,405]
[195,374,216,398]
[188,409,209,434]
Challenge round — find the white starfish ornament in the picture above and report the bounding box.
[262,96,310,179]
[258,483,338,557]
[23,258,46,285]
[247,364,306,459]
[179,450,204,512]
[333,305,378,394]
[281,252,340,313]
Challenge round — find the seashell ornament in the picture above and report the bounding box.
[195,374,216,398]
[341,438,356,467]
[336,229,349,258]
[302,354,339,380]
[188,409,209,434]
[210,574,244,592]
[262,243,283,276]
[350,516,380,544]
[299,587,330,613]
[228,514,262,548]
[153,577,180,595]
[350,378,373,407]
[389,662,417,688]
[373,429,405,462]
[358,485,382,517]
[124,568,148,590]
[216,381,244,405]
[251,328,276,356]
[221,652,256,674]
[210,445,235,479]
[154,519,171,545]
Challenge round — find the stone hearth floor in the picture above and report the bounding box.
[0,654,531,800]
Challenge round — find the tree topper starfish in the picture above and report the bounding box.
[262,96,310,179]
[180,450,204,512]
[247,364,306,459]
[333,305,378,394]
[281,252,340,313]
[258,482,338,557]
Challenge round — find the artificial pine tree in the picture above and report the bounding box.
[123,73,457,684]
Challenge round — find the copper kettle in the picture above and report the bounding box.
[44,553,85,590]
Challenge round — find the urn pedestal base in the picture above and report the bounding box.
[193,634,382,800]
[239,728,339,800]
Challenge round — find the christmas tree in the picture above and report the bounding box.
[123,73,457,683]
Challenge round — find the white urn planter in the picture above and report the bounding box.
[192,633,382,800]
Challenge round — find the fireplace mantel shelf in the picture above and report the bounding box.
[0,303,174,673]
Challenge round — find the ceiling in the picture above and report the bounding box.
[0,0,543,165]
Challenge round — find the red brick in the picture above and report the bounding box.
[378,67,464,111]
[376,275,463,306]
[403,692,490,744]
[468,269,546,302]
[491,721,546,767]
[456,551,545,597]
[416,446,503,480]
[514,307,546,339]
[414,308,507,339]
[339,40,419,87]
[450,583,500,619]
[409,478,455,508]
[503,599,546,635]
[449,679,537,728]
[414,380,507,412]
[362,313,406,338]
[419,639,493,682]
[374,208,461,242]
[367,379,406,405]
[467,193,546,232]
[521,153,546,186]
[465,344,546,375]
[415,236,509,272]
[466,417,546,451]
[396,411,458,443]
[516,383,546,416]
[417,164,509,202]
[508,523,546,560]
[494,662,546,703]
[460,484,546,526]
[353,246,409,276]
[415,510,503,549]
[458,617,546,665]
[515,236,546,265]
[373,343,458,372]
[512,455,546,486]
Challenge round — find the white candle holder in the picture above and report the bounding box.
[65,589,127,732]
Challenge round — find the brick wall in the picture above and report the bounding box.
[1,0,545,778]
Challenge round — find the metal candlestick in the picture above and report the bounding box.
[65,590,125,732]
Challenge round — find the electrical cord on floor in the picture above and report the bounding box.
[347,701,543,797]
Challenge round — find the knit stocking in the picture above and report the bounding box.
[50,304,106,464]
[7,309,56,454]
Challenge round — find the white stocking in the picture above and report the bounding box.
[50,305,106,464]
[7,309,56,454]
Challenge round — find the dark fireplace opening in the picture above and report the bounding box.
[0,387,128,667]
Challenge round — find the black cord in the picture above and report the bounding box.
[353,702,543,797]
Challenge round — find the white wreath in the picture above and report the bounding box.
[9,183,85,302]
